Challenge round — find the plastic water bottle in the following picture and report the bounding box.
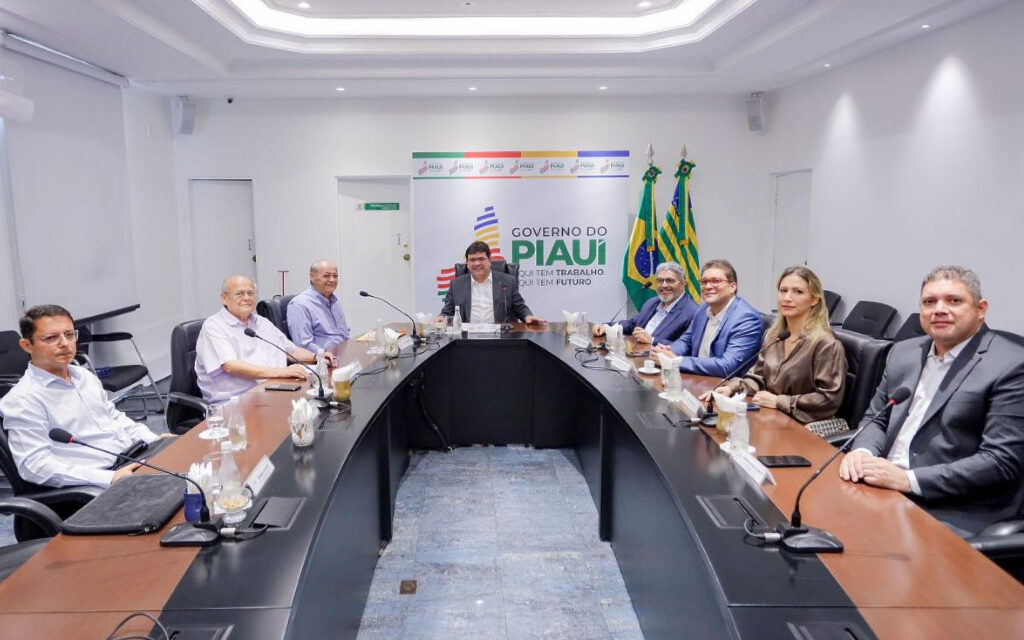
[729,409,750,453]
[452,306,463,334]
[374,318,385,352]
[227,396,247,451]
[315,348,328,396]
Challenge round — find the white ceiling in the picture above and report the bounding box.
[0,0,1012,98]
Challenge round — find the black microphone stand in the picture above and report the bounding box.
[359,290,422,348]
[243,328,330,411]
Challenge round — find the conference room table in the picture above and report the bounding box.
[1,324,1023,639]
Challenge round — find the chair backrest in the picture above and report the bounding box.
[833,327,894,427]
[841,300,897,339]
[893,313,927,341]
[167,319,206,433]
[823,290,841,317]
[758,312,774,333]
[993,329,1024,348]
[0,417,33,496]
[453,260,520,279]
[256,294,297,338]
[0,331,29,384]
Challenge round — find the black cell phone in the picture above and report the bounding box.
[265,383,301,392]
[757,455,812,468]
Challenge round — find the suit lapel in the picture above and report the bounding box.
[918,328,989,429]
[688,309,709,357]
[883,339,931,453]
[491,274,505,322]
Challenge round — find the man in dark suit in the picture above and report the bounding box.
[440,241,545,325]
[652,259,764,377]
[594,262,698,346]
[840,266,1024,536]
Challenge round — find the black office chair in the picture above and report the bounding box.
[758,312,774,333]
[256,294,297,339]
[0,330,29,391]
[832,328,893,428]
[840,301,897,339]
[893,313,927,341]
[75,326,164,420]
[165,319,210,435]
[0,417,102,541]
[823,290,841,319]
[0,496,61,582]
[453,259,520,279]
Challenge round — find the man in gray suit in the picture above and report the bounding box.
[440,241,545,325]
[839,266,1024,536]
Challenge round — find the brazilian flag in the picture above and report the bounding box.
[658,158,701,302]
[622,164,662,311]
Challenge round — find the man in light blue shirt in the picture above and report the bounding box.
[287,260,351,352]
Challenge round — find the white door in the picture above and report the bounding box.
[337,178,412,334]
[189,179,257,316]
[770,170,812,307]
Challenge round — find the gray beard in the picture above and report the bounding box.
[658,292,677,304]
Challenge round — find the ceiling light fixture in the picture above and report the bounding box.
[468,86,477,91]
[598,86,608,91]
[823,63,831,68]
[296,2,311,8]
[921,24,930,29]
[335,87,345,92]
[637,1,653,8]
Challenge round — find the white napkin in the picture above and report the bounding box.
[414,312,433,325]
[602,323,622,344]
[657,350,681,370]
[332,361,361,383]
[290,397,315,425]
[186,462,207,495]
[712,390,748,414]
[562,310,579,324]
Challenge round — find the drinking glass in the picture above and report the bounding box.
[199,404,229,441]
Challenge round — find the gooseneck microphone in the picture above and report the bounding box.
[242,327,327,404]
[359,290,422,347]
[607,282,652,325]
[48,428,219,546]
[775,386,912,553]
[700,329,791,424]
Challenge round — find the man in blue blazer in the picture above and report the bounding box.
[652,259,764,377]
[595,262,698,346]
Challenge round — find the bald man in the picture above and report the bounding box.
[195,275,318,404]
[287,259,351,351]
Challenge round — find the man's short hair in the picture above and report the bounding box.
[656,262,686,282]
[221,275,256,294]
[701,259,737,284]
[465,241,492,259]
[309,260,337,276]
[20,305,74,341]
[922,265,983,303]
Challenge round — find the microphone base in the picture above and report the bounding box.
[777,523,844,553]
[699,411,718,427]
[160,521,221,547]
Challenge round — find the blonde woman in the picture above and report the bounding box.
[714,266,847,424]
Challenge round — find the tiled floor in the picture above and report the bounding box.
[356,446,644,640]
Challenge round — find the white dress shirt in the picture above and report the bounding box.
[0,363,159,487]
[469,273,495,324]
[195,307,298,404]
[643,295,682,336]
[697,297,735,358]
[885,338,970,495]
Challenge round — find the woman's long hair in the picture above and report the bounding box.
[765,266,831,344]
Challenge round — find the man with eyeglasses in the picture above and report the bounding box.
[195,275,319,404]
[651,259,764,377]
[594,262,698,346]
[287,259,351,352]
[0,305,171,487]
[440,241,545,325]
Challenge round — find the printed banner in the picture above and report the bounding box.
[412,150,630,321]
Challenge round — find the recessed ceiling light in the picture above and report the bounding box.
[921,24,930,29]
[468,86,477,91]
[463,1,475,6]
[636,1,653,7]
[335,87,345,92]
[823,63,831,68]
[297,2,311,8]
[598,86,608,91]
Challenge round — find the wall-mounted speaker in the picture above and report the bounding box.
[171,96,196,135]
[747,92,765,132]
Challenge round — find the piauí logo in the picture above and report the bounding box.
[436,206,505,297]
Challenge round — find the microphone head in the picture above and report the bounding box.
[49,428,74,444]
[890,386,912,404]
[243,327,257,338]
[358,290,370,297]
[777,329,791,341]
[642,281,653,289]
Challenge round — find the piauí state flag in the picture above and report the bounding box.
[622,164,662,311]
[658,158,701,302]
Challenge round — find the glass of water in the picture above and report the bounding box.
[199,404,229,441]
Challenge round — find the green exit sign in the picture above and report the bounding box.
[362,202,400,211]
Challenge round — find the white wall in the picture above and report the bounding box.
[171,95,772,325]
[765,0,1024,333]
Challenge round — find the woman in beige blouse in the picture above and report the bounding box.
[713,266,847,424]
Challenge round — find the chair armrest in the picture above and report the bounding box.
[85,331,134,343]
[20,485,104,506]
[167,391,210,413]
[977,519,1024,538]
[0,497,62,537]
[825,432,854,448]
[970,532,1024,559]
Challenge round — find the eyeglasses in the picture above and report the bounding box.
[655,278,680,285]
[467,257,490,264]
[229,290,257,299]
[37,330,78,345]
[700,277,731,287]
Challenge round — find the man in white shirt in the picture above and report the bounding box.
[439,241,545,325]
[839,266,1024,536]
[196,275,321,404]
[0,305,171,488]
